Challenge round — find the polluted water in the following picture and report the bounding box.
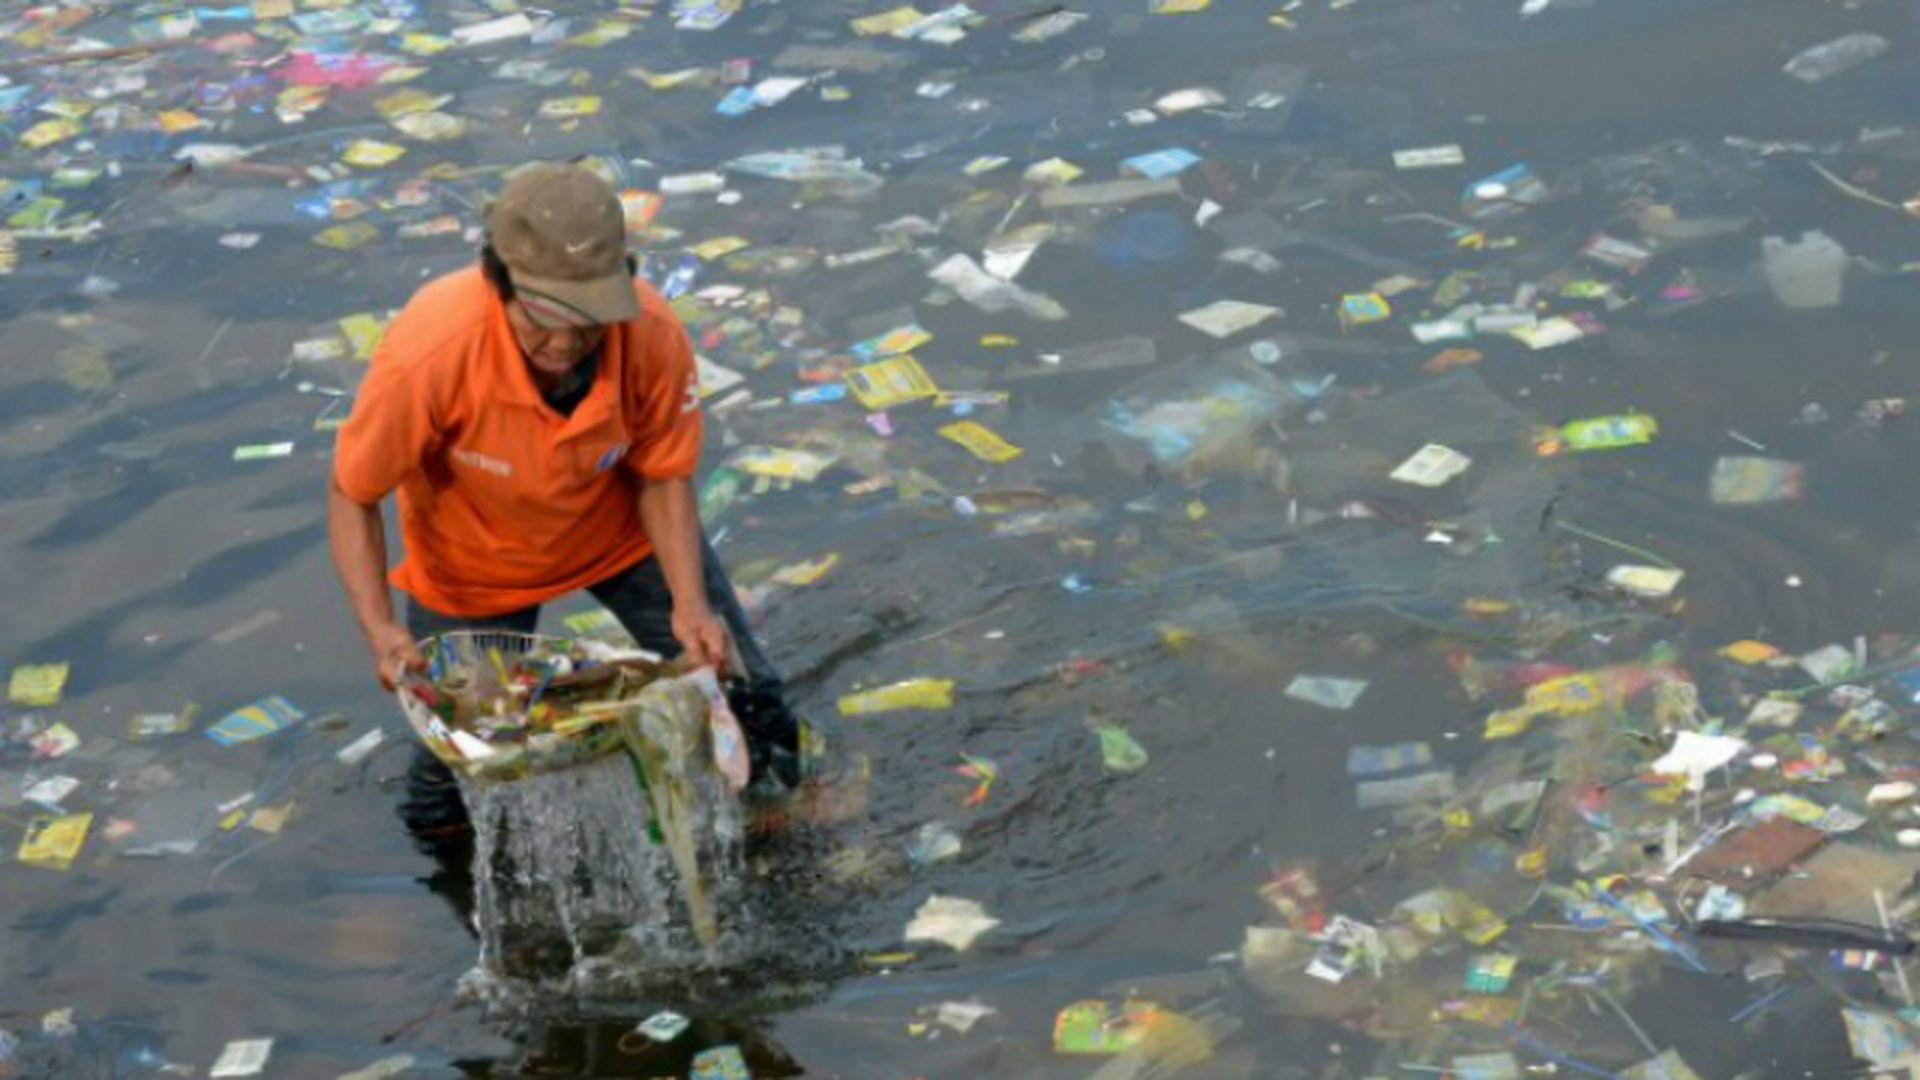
[4,0,1920,1078]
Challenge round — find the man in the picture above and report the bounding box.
[327,162,801,814]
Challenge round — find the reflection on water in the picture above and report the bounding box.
[4,0,1920,1076]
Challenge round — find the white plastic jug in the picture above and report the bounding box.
[1762,231,1846,310]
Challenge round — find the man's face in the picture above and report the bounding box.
[504,296,609,381]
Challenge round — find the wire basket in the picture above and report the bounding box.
[396,630,667,783]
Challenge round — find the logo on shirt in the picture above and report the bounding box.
[451,448,513,477]
[595,443,632,472]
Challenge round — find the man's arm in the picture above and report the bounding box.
[637,476,730,671]
[327,473,424,690]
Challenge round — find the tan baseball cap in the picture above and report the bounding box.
[486,163,640,327]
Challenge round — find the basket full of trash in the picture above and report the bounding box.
[397,631,745,786]
[396,631,752,980]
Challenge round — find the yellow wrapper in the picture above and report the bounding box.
[312,223,380,250]
[939,421,1022,463]
[734,446,836,482]
[19,119,81,149]
[850,6,923,35]
[847,355,938,410]
[9,663,70,706]
[342,139,407,167]
[397,32,454,55]
[338,313,387,360]
[19,813,92,871]
[770,554,840,587]
[156,111,204,134]
[1023,157,1083,186]
[1525,673,1603,716]
[689,236,751,260]
[1721,640,1780,664]
[1483,706,1537,740]
[568,21,633,46]
[539,96,603,118]
[839,678,955,716]
[374,88,446,119]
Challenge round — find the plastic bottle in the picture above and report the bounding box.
[1762,231,1846,309]
[1782,32,1889,83]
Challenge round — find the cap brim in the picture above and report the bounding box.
[512,270,642,327]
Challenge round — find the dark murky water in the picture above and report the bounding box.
[4,0,1920,1076]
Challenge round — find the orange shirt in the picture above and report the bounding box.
[333,267,703,616]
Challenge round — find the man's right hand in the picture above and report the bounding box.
[367,620,427,692]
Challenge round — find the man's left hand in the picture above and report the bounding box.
[672,603,732,674]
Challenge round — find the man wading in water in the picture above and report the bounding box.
[326,162,803,845]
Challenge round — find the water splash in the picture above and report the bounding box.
[455,707,752,1009]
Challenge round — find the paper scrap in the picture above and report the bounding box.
[1285,676,1368,710]
[24,776,80,808]
[337,729,387,765]
[209,1038,274,1078]
[637,1010,691,1042]
[1394,145,1466,169]
[453,13,533,45]
[1154,87,1224,114]
[1390,444,1472,487]
[933,999,997,1033]
[1650,732,1748,786]
[1178,300,1280,339]
[905,895,999,951]
[336,1056,416,1080]
[1607,565,1684,598]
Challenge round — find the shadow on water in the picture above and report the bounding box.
[5,522,320,698]
[481,1018,808,1080]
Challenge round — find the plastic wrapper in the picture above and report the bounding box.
[1085,353,1305,478]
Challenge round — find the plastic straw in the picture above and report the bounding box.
[1728,983,1795,1025]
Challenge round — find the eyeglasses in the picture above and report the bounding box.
[505,298,607,352]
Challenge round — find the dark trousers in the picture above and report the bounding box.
[399,540,800,849]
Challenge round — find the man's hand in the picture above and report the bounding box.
[671,603,732,674]
[366,619,427,692]
[639,477,733,674]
